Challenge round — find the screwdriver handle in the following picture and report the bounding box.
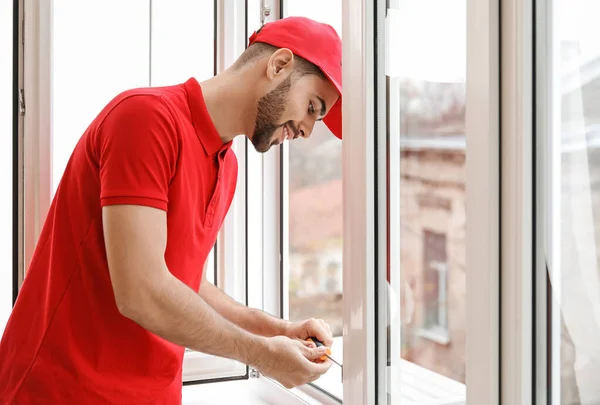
[308,337,324,347]
[307,337,343,381]
[307,337,331,362]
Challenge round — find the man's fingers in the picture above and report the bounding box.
[318,319,330,330]
[302,339,317,349]
[318,319,334,346]
[317,319,332,336]
[300,343,329,361]
[309,319,333,348]
[307,358,333,377]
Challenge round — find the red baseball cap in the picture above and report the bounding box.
[248,16,343,139]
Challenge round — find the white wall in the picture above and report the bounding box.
[0,0,14,336]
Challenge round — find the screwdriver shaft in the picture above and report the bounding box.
[325,354,342,368]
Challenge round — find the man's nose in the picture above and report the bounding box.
[298,120,316,139]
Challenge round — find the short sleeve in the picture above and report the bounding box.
[96,95,179,212]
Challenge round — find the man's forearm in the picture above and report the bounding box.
[199,281,290,338]
[119,268,268,367]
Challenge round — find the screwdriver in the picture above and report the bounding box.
[307,337,343,368]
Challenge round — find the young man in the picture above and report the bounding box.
[0,16,342,404]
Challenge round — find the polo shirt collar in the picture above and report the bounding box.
[183,77,230,156]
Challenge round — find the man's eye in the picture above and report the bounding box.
[308,102,315,114]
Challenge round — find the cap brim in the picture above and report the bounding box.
[321,71,342,139]
[323,98,342,139]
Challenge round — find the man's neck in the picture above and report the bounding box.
[199,70,258,144]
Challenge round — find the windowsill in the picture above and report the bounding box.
[181,335,465,405]
[253,377,342,405]
[183,379,268,405]
[182,377,341,405]
[417,327,451,345]
[182,379,252,405]
[304,336,465,405]
[182,350,246,382]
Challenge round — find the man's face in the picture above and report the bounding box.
[250,72,339,153]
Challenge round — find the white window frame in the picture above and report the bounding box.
[17,0,509,403]
[259,0,375,402]
[466,0,501,403]
[244,1,342,404]
[264,0,504,404]
[22,0,52,282]
[533,1,600,405]
[0,0,16,336]
[500,0,535,403]
[14,0,25,308]
[534,0,559,402]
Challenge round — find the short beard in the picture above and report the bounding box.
[251,75,293,153]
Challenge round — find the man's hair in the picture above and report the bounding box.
[232,42,325,79]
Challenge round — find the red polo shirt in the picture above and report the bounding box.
[0,78,238,404]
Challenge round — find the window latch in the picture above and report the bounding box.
[19,89,25,116]
[249,367,260,379]
[260,3,271,27]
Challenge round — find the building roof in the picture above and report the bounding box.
[401,135,465,151]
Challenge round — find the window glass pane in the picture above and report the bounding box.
[0,0,13,335]
[384,0,467,402]
[538,1,600,404]
[52,1,150,194]
[283,0,343,397]
[150,0,215,86]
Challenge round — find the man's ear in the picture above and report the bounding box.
[266,48,294,79]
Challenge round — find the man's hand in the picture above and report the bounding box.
[283,318,334,348]
[254,336,332,388]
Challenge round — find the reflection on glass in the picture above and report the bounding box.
[385,0,467,403]
[283,0,343,396]
[540,1,600,403]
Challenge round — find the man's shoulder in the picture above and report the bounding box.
[109,83,187,114]
[86,84,188,158]
[95,82,194,133]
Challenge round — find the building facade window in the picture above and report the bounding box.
[422,230,449,342]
